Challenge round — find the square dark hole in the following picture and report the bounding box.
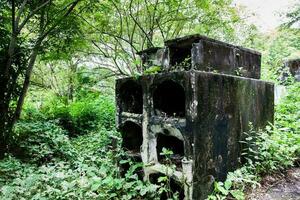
[119,80,143,114]
[153,80,185,118]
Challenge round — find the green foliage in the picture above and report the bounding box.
[21,105,47,122]
[11,121,76,164]
[0,157,159,200]
[85,0,247,75]
[241,83,300,173]
[284,2,300,27]
[0,91,166,199]
[0,128,162,200]
[144,66,162,75]
[208,180,245,200]
[68,100,103,133]
[245,126,298,174]
[275,82,300,132]
[0,155,35,187]
[68,95,115,134]
[0,0,87,145]
[261,28,300,81]
[23,93,116,136]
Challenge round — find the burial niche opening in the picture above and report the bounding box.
[167,38,196,69]
[157,132,184,169]
[120,121,142,154]
[149,173,184,200]
[169,47,191,68]
[119,80,143,114]
[153,80,185,117]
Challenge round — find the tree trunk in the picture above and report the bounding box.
[13,44,40,122]
[0,0,82,158]
[0,55,14,158]
[68,62,78,103]
[0,98,10,159]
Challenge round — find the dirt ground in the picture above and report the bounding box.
[247,168,300,200]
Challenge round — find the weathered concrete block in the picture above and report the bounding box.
[115,70,274,200]
[284,59,300,82]
[138,35,261,79]
[137,47,166,70]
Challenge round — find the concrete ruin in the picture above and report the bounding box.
[284,59,300,82]
[116,35,274,200]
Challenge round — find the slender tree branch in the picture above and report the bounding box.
[17,0,51,33]
[15,0,29,28]
[129,0,154,48]
[12,0,16,33]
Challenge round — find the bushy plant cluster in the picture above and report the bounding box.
[0,154,160,199]
[0,126,163,199]
[275,82,300,133]
[10,121,76,164]
[0,91,169,199]
[22,92,116,136]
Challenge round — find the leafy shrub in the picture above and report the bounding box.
[246,126,299,174]
[0,155,35,187]
[275,82,300,132]
[68,100,99,135]
[0,129,162,200]
[10,121,76,164]
[95,95,116,129]
[21,105,47,121]
[37,94,116,136]
[0,158,160,200]
[51,106,78,136]
[67,95,115,134]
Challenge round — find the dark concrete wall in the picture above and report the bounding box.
[191,72,274,199]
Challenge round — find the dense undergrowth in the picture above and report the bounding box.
[0,82,299,199]
[0,93,167,200]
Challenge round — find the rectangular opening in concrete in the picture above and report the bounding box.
[149,173,184,200]
[137,47,165,68]
[169,47,192,68]
[119,80,143,114]
[153,80,185,118]
[166,35,200,68]
[120,121,143,154]
[156,132,184,170]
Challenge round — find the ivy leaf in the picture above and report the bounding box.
[139,187,148,196]
[224,180,232,190]
[230,190,245,200]
[214,182,229,196]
